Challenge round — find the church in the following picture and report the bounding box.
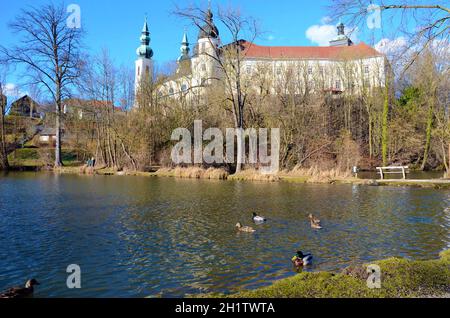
[134,7,386,104]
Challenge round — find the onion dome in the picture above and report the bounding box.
[198,8,219,40]
[136,18,154,59]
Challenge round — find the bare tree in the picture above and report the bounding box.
[329,1,449,72]
[174,4,259,173]
[0,65,10,170]
[0,3,84,167]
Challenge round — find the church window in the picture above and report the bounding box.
[169,88,174,95]
[364,65,369,74]
[246,65,252,75]
[308,66,313,75]
[276,67,282,75]
[201,63,206,72]
[138,66,140,76]
[181,84,187,92]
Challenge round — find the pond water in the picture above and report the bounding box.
[0,172,449,297]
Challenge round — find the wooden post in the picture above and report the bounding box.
[402,167,406,179]
[377,167,384,180]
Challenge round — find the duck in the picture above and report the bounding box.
[252,213,267,223]
[236,222,256,233]
[291,251,313,268]
[308,214,321,225]
[310,220,323,229]
[0,279,40,298]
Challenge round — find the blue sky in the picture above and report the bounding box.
[1,0,387,97]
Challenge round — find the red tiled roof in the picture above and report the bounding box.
[238,41,383,60]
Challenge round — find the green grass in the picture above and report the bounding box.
[8,147,83,168]
[8,148,43,167]
[202,250,450,298]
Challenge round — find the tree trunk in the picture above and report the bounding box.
[381,78,390,166]
[420,100,434,171]
[54,86,63,167]
[368,114,373,158]
[236,127,243,173]
[448,143,450,178]
[0,95,9,170]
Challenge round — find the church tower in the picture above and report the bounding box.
[192,4,220,86]
[178,32,190,63]
[177,31,191,75]
[135,17,154,99]
[329,22,354,47]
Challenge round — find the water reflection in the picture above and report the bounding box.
[0,173,449,297]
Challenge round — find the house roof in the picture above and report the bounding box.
[238,41,384,60]
[40,128,57,136]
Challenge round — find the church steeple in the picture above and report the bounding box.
[337,22,345,36]
[134,17,154,106]
[136,17,153,59]
[177,31,190,62]
[329,22,353,47]
[198,2,219,40]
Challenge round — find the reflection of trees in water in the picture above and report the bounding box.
[9,175,444,296]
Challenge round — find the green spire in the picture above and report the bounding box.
[177,31,190,62]
[136,17,153,59]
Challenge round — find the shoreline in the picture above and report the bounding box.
[4,165,450,188]
[199,249,450,298]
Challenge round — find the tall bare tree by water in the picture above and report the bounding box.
[0,3,84,167]
[174,4,259,173]
[0,66,10,170]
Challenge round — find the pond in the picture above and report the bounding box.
[0,172,449,297]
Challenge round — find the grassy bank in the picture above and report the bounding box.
[19,164,450,188]
[203,250,450,298]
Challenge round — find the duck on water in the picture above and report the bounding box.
[292,251,313,269]
[0,279,40,298]
[252,213,267,223]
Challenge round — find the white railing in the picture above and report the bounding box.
[376,166,409,180]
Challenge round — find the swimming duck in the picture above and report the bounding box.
[310,220,323,229]
[252,213,267,223]
[0,279,40,298]
[308,214,321,225]
[236,222,256,233]
[291,251,313,268]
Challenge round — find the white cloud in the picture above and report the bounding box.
[306,19,359,46]
[306,24,336,46]
[374,37,408,55]
[320,16,333,25]
[2,83,27,98]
